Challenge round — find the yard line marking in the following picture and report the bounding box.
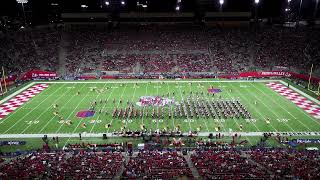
[255,83,312,131]
[3,84,57,134]
[279,80,320,105]
[166,82,175,130]
[106,84,127,134]
[0,83,47,122]
[198,83,210,132]
[177,83,192,131]
[232,82,279,132]
[267,82,320,127]
[124,83,137,131]
[0,82,35,105]
[62,83,100,148]
[42,80,280,84]
[140,82,148,128]
[243,83,295,132]
[89,83,114,133]
[223,82,252,145]
[1,131,320,139]
[215,82,232,133]
[38,83,85,133]
[229,83,267,132]
[55,83,93,133]
[20,83,70,134]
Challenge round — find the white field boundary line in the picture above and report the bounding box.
[36,80,279,84]
[178,83,192,130]
[0,131,319,138]
[3,84,58,133]
[62,83,100,147]
[230,82,263,132]
[256,83,312,131]
[279,80,320,105]
[105,84,128,134]
[20,83,70,134]
[224,82,253,145]
[0,82,35,105]
[38,83,83,133]
[56,83,90,133]
[89,83,114,133]
[141,83,149,128]
[244,82,296,132]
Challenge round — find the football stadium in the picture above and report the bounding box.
[0,0,320,179]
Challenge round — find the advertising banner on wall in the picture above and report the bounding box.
[20,70,57,80]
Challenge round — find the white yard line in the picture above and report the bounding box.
[0,82,35,105]
[278,81,320,126]
[231,83,279,132]
[279,80,320,105]
[229,83,262,132]
[1,131,319,139]
[125,83,137,130]
[141,83,148,126]
[198,84,210,132]
[89,83,114,133]
[254,83,313,131]
[55,83,95,133]
[20,83,70,134]
[156,82,159,130]
[177,84,192,131]
[38,84,86,133]
[106,84,127,134]
[166,82,175,130]
[223,82,252,145]
[41,80,279,84]
[231,84,279,132]
[3,84,61,133]
[243,83,296,132]
[62,83,100,148]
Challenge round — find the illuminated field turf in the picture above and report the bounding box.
[0,80,319,137]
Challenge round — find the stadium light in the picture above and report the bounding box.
[105,1,110,6]
[81,4,88,8]
[121,1,125,5]
[16,0,28,25]
[219,0,224,5]
[16,0,28,3]
[175,6,180,11]
[255,0,259,4]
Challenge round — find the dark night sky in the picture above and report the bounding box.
[0,0,319,19]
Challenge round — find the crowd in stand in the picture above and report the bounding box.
[191,149,272,179]
[0,151,123,179]
[0,147,319,179]
[122,151,193,179]
[1,25,319,77]
[0,29,60,75]
[249,149,320,179]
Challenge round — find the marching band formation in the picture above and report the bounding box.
[111,95,251,120]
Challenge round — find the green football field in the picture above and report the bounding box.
[0,80,319,138]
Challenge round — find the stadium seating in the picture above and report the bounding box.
[1,26,319,77]
[122,151,193,179]
[0,151,123,179]
[0,148,319,179]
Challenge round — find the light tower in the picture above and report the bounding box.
[16,0,28,25]
[254,0,260,23]
[219,0,224,12]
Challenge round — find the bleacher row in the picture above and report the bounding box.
[0,148,319,179]
[1,25,319,77]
